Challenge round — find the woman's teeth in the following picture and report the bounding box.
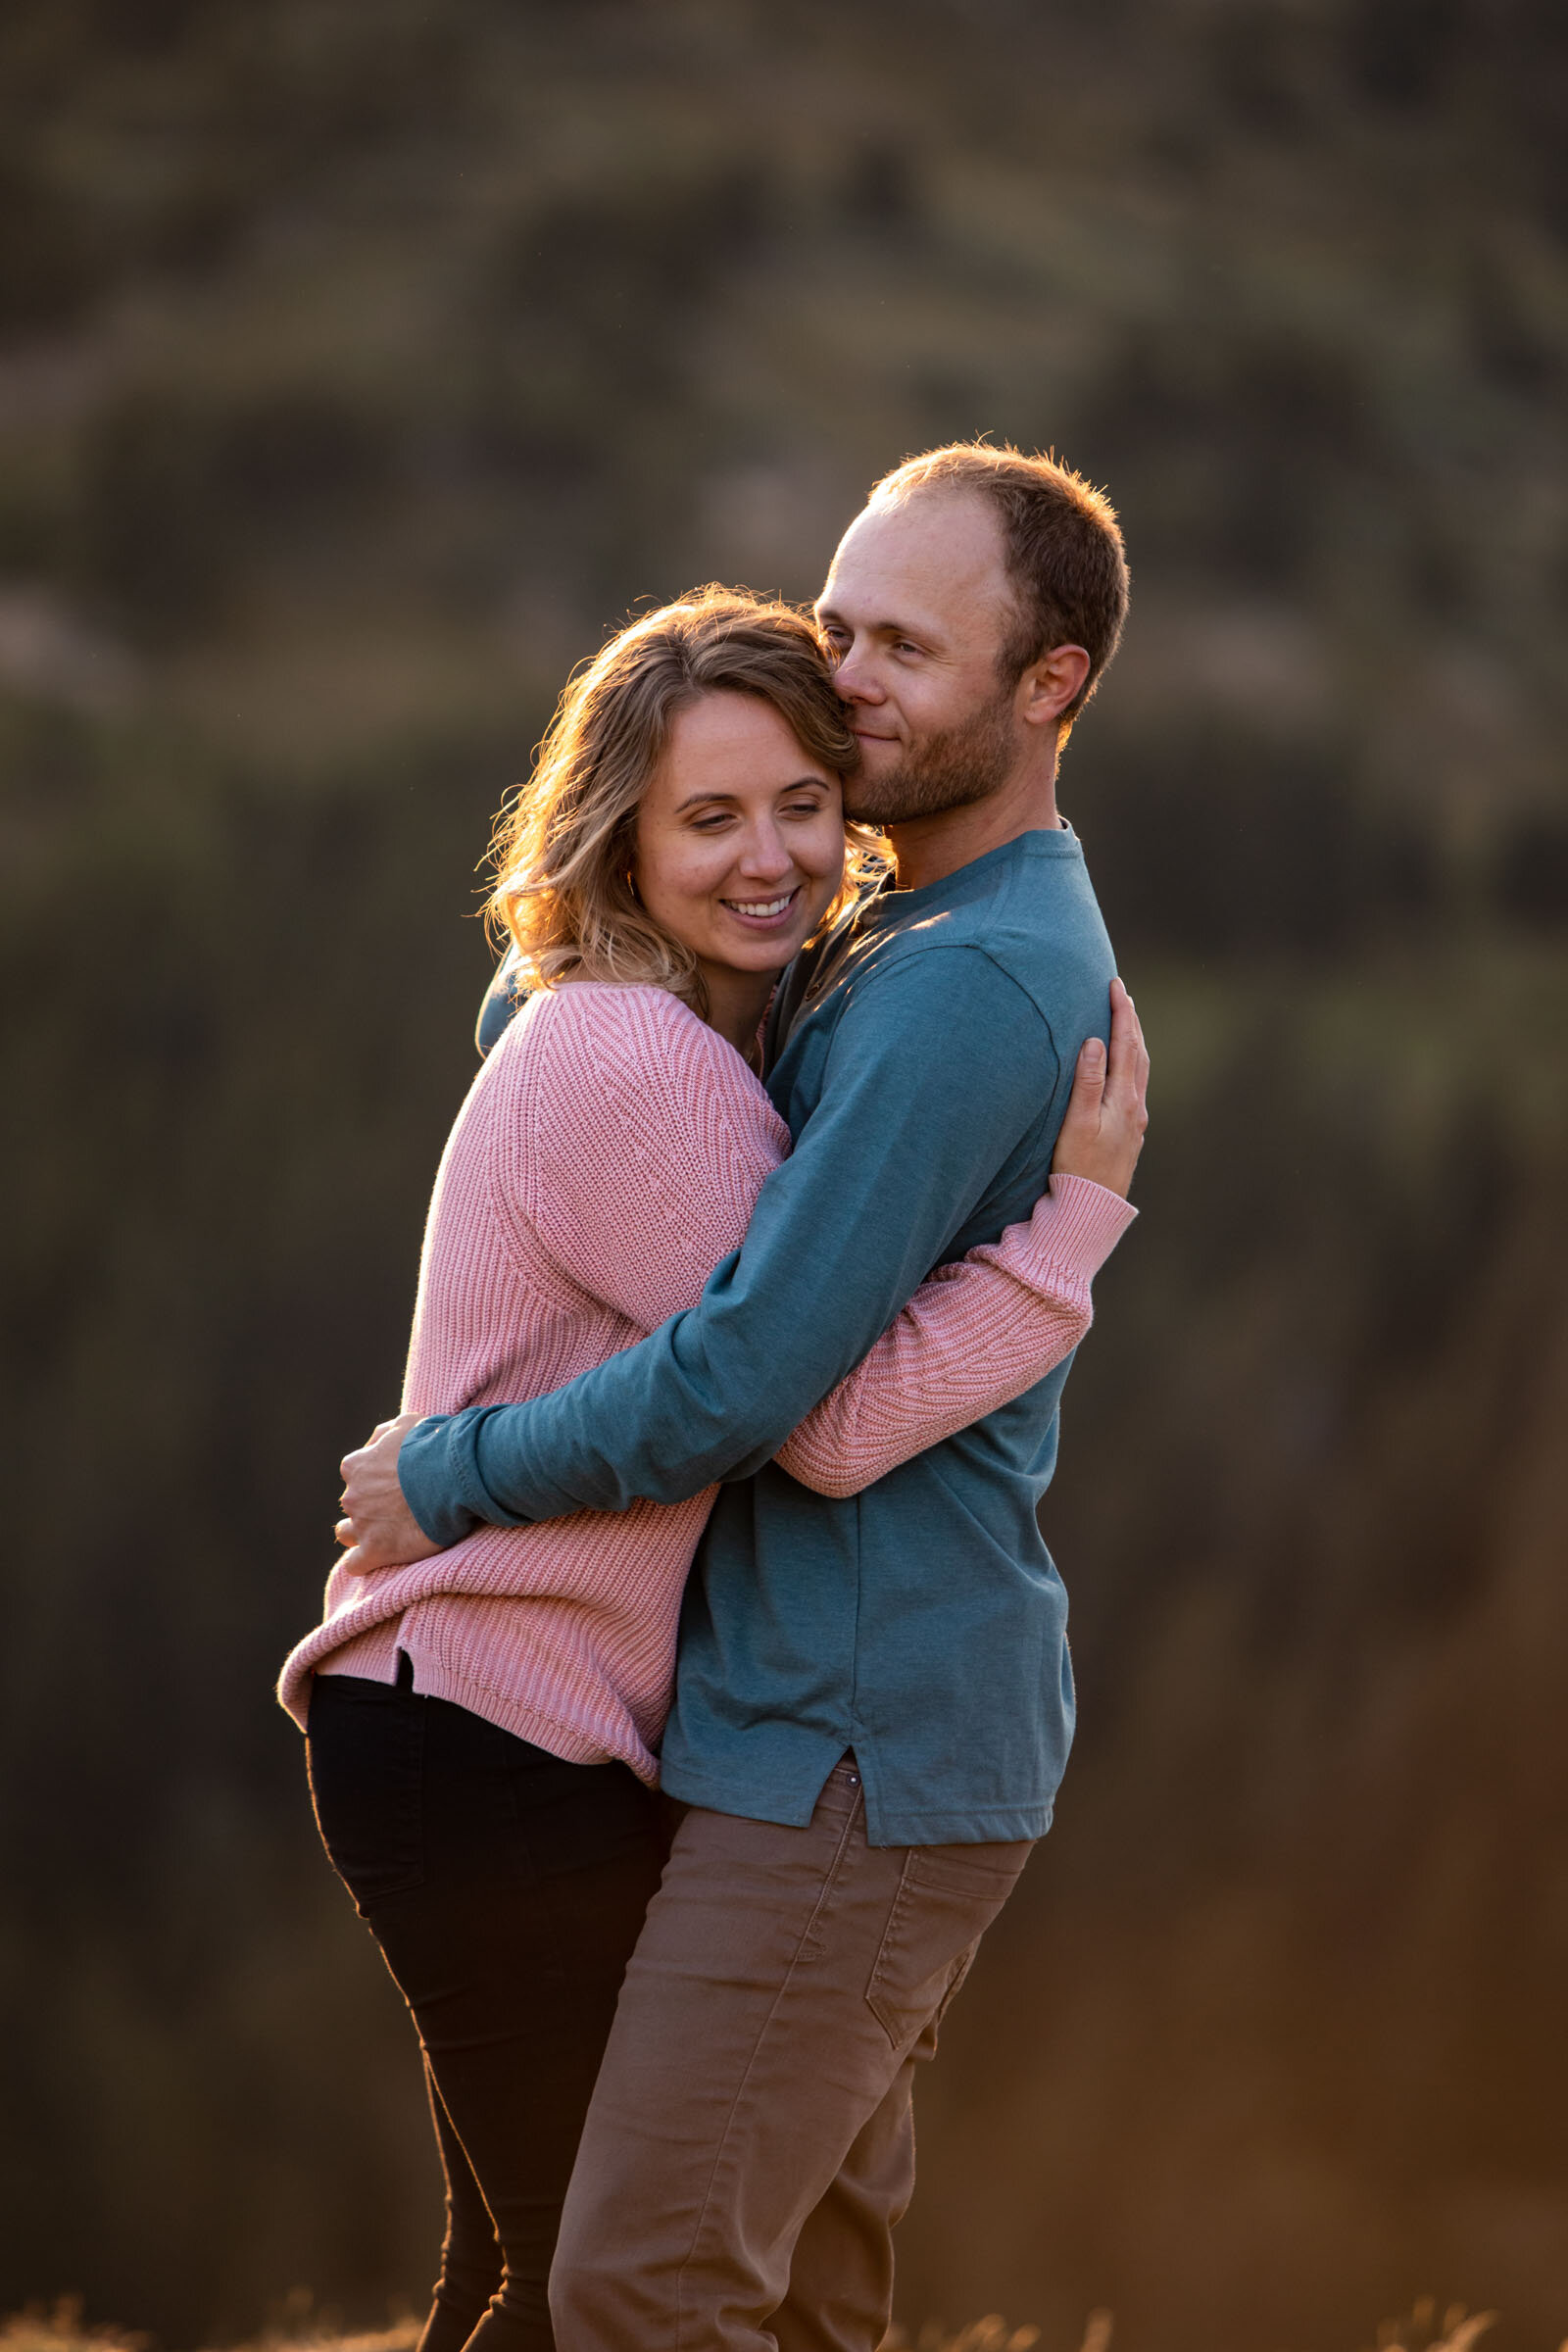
[723,893,796,918]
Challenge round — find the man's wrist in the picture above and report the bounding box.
[398,1407,534,1546]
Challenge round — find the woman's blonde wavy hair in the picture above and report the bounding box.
[486,586,888,1019]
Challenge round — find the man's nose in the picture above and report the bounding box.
[830,639,882,705]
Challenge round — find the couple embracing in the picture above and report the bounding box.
[278,440,1150,2352]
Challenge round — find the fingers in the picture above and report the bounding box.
[339,1416,408,1476]
[1049,1032,1109,1183]
[1106,976,1138,1068]
[1104,977,1150,1130]
[333,1515,355,1547]
[1066,1031,1107,1116]
[337,1543,395,1579]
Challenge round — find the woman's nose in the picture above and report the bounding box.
[735,824,794,879]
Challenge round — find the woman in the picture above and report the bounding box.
[279,588,1147,2352]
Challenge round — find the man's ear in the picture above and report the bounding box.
[1018,643,1091,730]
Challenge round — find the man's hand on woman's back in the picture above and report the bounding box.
[334,1411,440,1574]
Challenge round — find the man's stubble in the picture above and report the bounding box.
[841,678,1019,827]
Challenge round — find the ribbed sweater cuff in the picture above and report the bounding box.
[1040,1172,1139,1281]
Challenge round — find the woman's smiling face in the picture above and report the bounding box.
[633,690,847,993]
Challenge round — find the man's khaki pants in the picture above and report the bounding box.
[549,1758,1033,2352]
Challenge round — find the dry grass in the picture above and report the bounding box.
[0,2307,420,2352]
[881,2317,1052,2350]
[7,2294,1559,2352]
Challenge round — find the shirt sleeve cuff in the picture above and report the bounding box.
[1039,1172,1139,1281]
[398,1407,534,1546]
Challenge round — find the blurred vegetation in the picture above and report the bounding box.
[0,2295,1526,2352]
[1,1,1565,2348]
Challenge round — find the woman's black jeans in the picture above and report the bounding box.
[306,1660,667,2352]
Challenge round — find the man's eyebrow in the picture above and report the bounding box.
[816,604,934,643]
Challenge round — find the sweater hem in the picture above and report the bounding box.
[293,1640,662,1788]
[404,1657,660,1785]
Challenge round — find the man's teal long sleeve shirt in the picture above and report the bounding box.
[401,828,1118,1844]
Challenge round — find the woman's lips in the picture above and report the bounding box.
[718,886,803,931]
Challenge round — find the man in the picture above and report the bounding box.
[340,443,1141,2351]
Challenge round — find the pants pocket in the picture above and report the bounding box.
[864,1839,1031,2049]
[306,1672,426,1912]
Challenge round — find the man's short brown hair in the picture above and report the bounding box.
[868,442,1129,721]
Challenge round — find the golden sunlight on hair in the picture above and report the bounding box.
[487,586,887,1019]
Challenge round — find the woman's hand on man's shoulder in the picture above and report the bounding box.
[1050,978,1150,1200]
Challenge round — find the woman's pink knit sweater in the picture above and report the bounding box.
[278,983,1134,1782]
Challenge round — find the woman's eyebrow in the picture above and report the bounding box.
[671,776,828,814]
[671,789,740,813]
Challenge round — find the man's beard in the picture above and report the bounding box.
[843,683,1018,825]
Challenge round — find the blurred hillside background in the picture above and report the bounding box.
[3,0,1566,2346]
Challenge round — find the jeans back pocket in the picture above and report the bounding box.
[864,1840,1031,2049]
